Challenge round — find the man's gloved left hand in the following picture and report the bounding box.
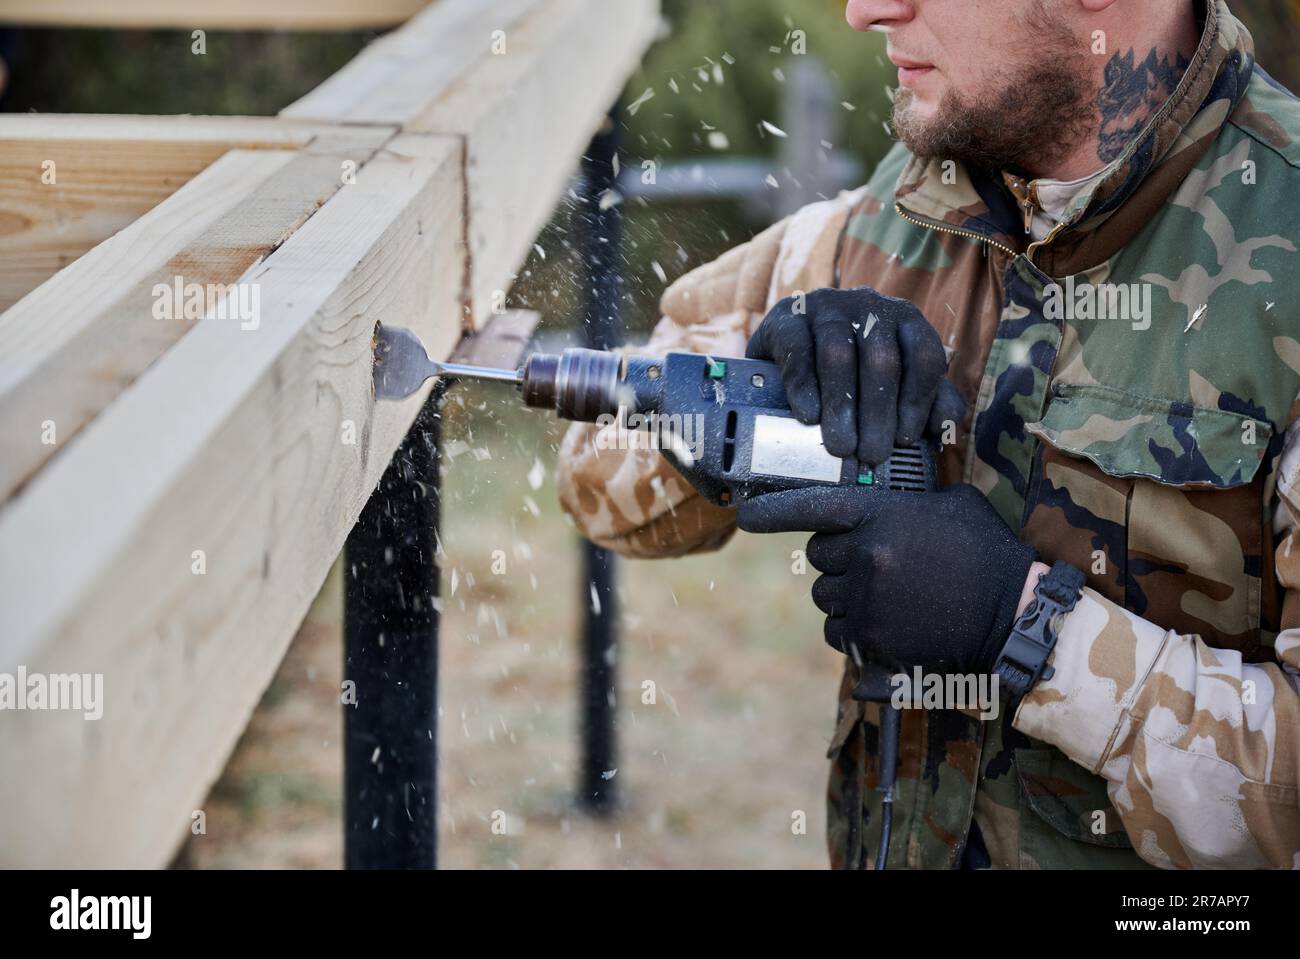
[737,484,1037,675]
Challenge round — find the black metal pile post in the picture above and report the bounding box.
[577,110,623,813]
[342,384,445,869]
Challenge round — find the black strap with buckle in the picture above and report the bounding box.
[993,561,1086,699]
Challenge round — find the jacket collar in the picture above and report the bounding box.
[893,0,1255,256]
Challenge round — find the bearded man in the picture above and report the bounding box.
[557,0,1300,869]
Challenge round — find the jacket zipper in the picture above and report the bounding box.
[1026,219,1068,262]
[1001,172,1038,236]
[895,201,1072,268]
[894,203,1018,260]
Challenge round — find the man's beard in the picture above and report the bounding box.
[892,21,1095,175]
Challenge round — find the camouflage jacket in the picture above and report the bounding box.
[557,0,1300,869]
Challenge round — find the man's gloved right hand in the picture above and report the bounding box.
[737,484,1039,676]
[746,287,964,466]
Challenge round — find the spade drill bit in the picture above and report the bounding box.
[372,325,525,400]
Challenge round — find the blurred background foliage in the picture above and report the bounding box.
[625,0,895,161]
[0,28,368,115]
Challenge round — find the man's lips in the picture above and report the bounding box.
[887,51,935,86]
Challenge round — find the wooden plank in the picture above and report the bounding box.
[411,0,660,322]
[281,0,540,125]
[0,0,428,30]
[0,114,348,310]
[0,133,465,868]
[0,127,393,505]
[450,308,540,368]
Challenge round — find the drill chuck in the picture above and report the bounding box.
[520,348,625,422]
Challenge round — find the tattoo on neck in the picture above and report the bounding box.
[1096,48,1191,163]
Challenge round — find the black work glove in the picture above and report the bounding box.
[737,484,1037,675]
[746,287,965,466]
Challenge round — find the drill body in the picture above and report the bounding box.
[520,347,937,505]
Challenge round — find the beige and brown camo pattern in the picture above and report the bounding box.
[556,0,1300,868]
[1016,586,1300,868]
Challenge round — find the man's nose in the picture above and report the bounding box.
[845,0,914,31]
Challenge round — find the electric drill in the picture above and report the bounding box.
[375,326,934,868]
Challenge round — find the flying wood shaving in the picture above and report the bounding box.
[526,458,545,490]
[627,87,655,115]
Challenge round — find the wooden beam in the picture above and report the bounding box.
[0,114,349,310]
[0,127,393,504]
[281,0,540,125]
[0,0,428,30]
[411,0,660,322]
[0,133,465,868]
[288,0,659,322]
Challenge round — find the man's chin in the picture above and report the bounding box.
[895,101,938,130]
[894,84,922,108]
[892,91,945,154]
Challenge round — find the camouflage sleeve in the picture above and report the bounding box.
[1014,425,1300,869]
[555,189,863,558]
